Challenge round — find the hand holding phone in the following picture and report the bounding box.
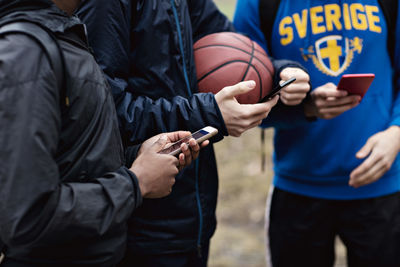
[159,126,218,156]
[337,73,375,98]
[259,77,296,102]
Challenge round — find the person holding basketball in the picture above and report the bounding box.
[0,0,205,265]
[77,0,309,266]
[234,0,400,266]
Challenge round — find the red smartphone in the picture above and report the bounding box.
[337,73,375,98]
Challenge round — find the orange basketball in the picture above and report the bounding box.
[194,32,274,104]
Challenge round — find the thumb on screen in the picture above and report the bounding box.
[151,135,168,152]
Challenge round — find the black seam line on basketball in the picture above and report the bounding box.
[198,60,256,83]
[241,40,255,83]
[247,41,263,101]
[253,64,263,102]
[246,61,263,101]
[229,34,266,54]
[195,44,274,77]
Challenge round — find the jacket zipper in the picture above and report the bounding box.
[170,0,203,257]
[170,0,192,96]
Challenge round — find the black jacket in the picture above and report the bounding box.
[78,0,233,255]
[0,1,142,265]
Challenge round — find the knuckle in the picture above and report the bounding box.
[386,162,392,171]
[283,93,293,100]
[383,162,391,171]
[234,129,243,137]
[243,109,252,118]
[327,82,336,88]
[303,73,310,82]
[375,152,384,161]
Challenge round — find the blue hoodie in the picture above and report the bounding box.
[234,0,400,199]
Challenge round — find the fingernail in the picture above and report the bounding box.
[160,135,168,141]
[248,80,256,87]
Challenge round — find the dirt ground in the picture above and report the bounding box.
[209,1,347,266]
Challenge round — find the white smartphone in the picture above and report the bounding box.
[158,126,218,156]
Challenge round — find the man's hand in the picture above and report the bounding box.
[131,135,178,198]
[215,80,279,137]
[131,131,209,198]
[279,67,310,106]
[138,131,209,170]
[349,126,400,188]
[304,83,361,119]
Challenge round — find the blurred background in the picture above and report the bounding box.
[209,1,346,266]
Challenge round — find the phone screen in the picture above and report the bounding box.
[159,130,208,155]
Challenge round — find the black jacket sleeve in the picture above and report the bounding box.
[0,34,141,247]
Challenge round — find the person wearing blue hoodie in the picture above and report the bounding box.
[235,0,400,266]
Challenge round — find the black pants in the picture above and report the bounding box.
[267,188,400,267]
[118,242,210,267]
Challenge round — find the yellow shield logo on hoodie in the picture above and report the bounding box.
[301,35,363,77]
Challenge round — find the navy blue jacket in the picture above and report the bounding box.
[78,0,234,254]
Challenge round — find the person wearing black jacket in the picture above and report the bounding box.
[78,1,310,266]
[0,0,204,266]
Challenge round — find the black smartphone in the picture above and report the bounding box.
[259,77,296,102]
[158,126,218,156]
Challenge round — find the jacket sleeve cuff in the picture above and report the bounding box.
[390,117,400,128]
[272,59,309,86]
[124,167,143,209]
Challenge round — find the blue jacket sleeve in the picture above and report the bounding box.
[77,0,228,144]
[234,0,313,129]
